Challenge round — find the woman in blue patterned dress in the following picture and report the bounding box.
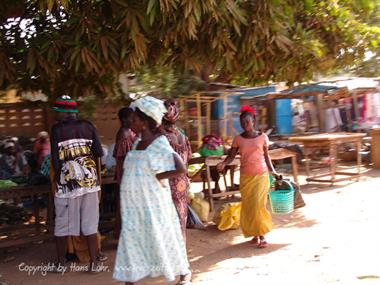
[113,96,192,285]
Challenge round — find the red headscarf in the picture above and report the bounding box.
[240,105,256,116]
[163,99,180,124]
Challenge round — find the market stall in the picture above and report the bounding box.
[289,132,366,185]
[0,174,121,250]
[178,91,243,148]
[239,85,350,135]
[0,184,53,250]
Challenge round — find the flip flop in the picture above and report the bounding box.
[97,252,108,262]
[176,281,192,285]
[250,237,259,244]
[258,240,268,248]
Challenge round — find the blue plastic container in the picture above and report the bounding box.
[275,99,292,134]
[212,86,276,119]
[212,94,241,119]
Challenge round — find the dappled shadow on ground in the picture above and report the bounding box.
[191,240,289,269]
[272,209,318,229]
[358,167,380,178]
[187,225,289,280]
[299,167,377,195]
[298,165,380,191]
[10,170,380,284]
[300,183,347,194]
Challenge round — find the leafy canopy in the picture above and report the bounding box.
[0,0,379,98]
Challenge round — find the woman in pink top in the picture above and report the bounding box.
[33,131,51,167]
[217,106,279,248]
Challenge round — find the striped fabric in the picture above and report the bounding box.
[53,95,78,113]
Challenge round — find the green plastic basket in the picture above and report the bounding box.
[269,183,294,214]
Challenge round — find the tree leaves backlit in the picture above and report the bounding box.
[0,0,379,99]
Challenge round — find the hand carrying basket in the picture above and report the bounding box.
[269,179,294,214]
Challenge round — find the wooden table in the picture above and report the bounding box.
[205,156,241,211]
[289,132,366,185]
[0,184,53,250]
[0,174,118,250]
[268,148,299,183]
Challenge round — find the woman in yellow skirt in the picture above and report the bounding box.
[217,106,279,248]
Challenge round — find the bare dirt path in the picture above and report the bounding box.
[1,169,380,285]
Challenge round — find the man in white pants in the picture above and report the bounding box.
[50,95,103,273]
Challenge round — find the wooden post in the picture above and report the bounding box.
[269,100,276,131]
[304,148,311,178]
[206,164,214,211]
[329,142,337,185]
[356,139,362,181]
[345,104,352,132]
[352,91,360,130]
[223,93,228,139]
[316,94,325,132]
[229,112,234,138]
[291,155,298,184]
[179,98,190,139]
[44,104,55,132]
[196,93,202,148]
[206,100,211,135]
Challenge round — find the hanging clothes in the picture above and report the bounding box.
[304,101,318,127]
[365,92,380,126]
[325,107,343,132]
[358,96,367,124]
[373,93,380,123]
[339,107,349,132]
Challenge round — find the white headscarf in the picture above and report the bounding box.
[38,131,49,138]
[130,96,167,125]
[4,141,15,149]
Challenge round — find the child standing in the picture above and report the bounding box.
[217,106,279,248]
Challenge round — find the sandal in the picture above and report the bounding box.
[250,236,259,245]
[97,252,108,262]
[176,281,192,285]
[176,273,192,285]
[258,240,268,248]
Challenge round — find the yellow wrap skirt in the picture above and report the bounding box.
[240,173,272,237]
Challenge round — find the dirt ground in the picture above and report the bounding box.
[1,167,380,285]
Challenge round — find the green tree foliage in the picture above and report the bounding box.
[130,66,207,98]
[349,0,380,77]
[0,0,379,99]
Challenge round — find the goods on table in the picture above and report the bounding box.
[0,203,29,225]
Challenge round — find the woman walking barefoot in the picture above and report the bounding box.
[217,106,279,248]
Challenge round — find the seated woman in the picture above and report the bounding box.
[199,135,235,195]
[0,140,28,180]
[33,131,50,168]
